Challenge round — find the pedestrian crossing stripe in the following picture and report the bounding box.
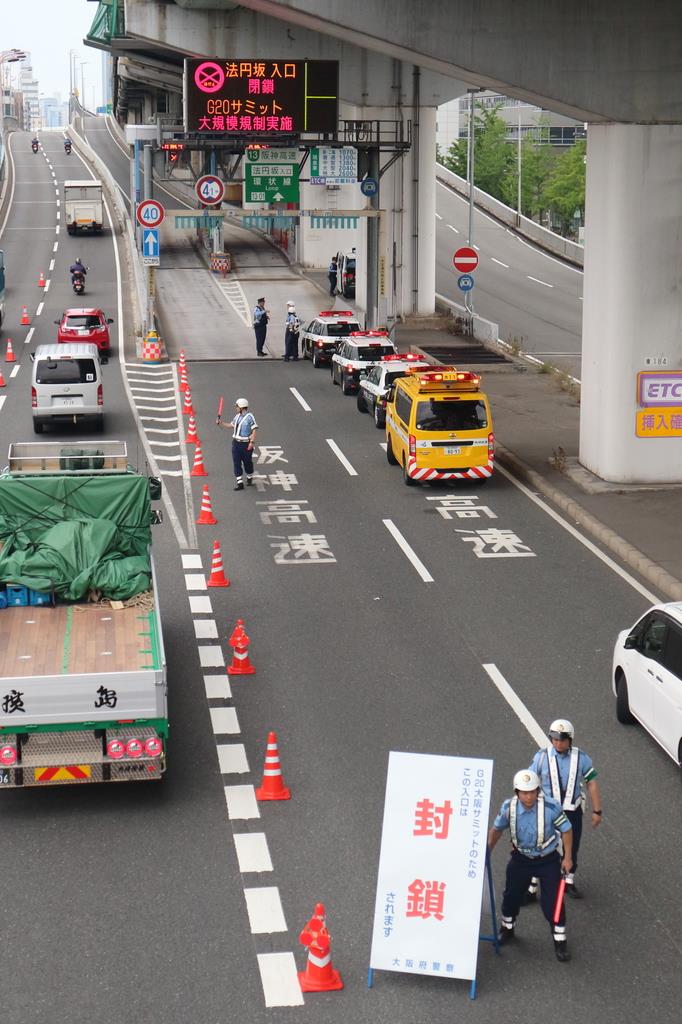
[35,765,91,782]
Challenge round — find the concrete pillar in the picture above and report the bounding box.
[414,105,436,315]
[580,124,682,482]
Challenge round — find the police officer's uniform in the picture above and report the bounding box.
[253,302,268,356]
[230,404,257,489]
[489,770,572,962]
[283,303,300,361]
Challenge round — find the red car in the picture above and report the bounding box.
[56,308,113,356]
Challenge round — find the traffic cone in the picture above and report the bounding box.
[182,386,194,415]
[185,413,199,444]
[227,620,256,676]
[0,368,6,387]
[38,270,45,288]
[196,484,217,525]
[20,306,30,326]
[228,618,245,644]
[190,438,208,477]
[179,362,189,392]
[179,348,187,370]
[206,540,230,587]
[5,339,16,363]
[255,731,290,800]
[298,909,343,992]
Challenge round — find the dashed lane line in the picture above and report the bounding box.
[217,743,249,773]
[244,888,288,933]
[234,833,273,873]
[383,518,434,582]
[527,275,553,288]
[290,387,311,411]
[224,784,260,819]
[10,365,20,379]
[326,437,358,476]
[209,707,240,734]
[482,664,546,747]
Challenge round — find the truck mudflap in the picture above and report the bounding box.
[0,726,166,787]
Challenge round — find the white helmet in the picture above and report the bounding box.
[235,397,248,409]
[286,300,296,308]
[548,719,574,740]
[513,769,540,792]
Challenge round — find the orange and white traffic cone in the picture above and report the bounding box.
[179,348,187,371]
[190,438,208,477]
[182,386,194,415]
[298,910,343,992]
[38,270,45,288]
[0,368,6,387]
[20,306,30,326]
[228,618,245,644]
[185,413,199,444]
[196,484,217,525]
[206,540,230,587]
[179,362,189,393]
[5,339,16,363]
[227,620,256,676]
[255,731,290,800]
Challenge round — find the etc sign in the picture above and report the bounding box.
[638,371,682,406]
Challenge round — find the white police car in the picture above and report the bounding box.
[300,310,361,367]
[356,353,430,427]
[330,331,397,395]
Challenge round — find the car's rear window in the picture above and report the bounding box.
[345,259,356,273]
[36,359,98,384]
[65,315,101,329]
[327,322,360,337]
[415,399,488,431]
[355,344,395,361]
[385,370,409,386]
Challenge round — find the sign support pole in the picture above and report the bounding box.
[366,146,380,328]
[465,88,478,318]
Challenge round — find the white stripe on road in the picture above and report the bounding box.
[145,427,179,435]
[25,328,35,345]
[194,619,218,639]
[10,365,20,378]
[217,743,249,774]
[234,833,273,873]
[182,554,202,569]
[53,241,58,252]
[184,573,207,591]
[244,887,288,933]
[43,279,50,293]
[224,784,260,819]
[152,454,182,462]
[289,387,311,411]
[482,663,546,746]
[257,953,304,1008]
[527,275,553,288]
[491,257,509,268]
[435,212,442,220]
[198,645,224,668]
[148,440,181,448]
[447,224,459,233]
[326,438,358,476]
[36,301,44,315]
[0,396,6,413]
[49,259,55,271]
[191,596,212,612]
[209,707,240,734]
[140,415,178,422]
[135,404,177,413]
[204,674,231,700]
[383,519,434,582]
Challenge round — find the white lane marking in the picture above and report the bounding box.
[10,365,20,378]
[129,386,176,395]
[198,645,224,668]
[145,427,179,435]
[257,953,304,1008]
[204,674,231,700]
[56,199,60,207]
[49,259,55,271]
[209,707,240,734]
[447,224,459,233]
[184,573,207,590]
[140,415,178,423]
[289,387,311,412]
[152,454,182,462]
[482,664,546,747]
[148,440,181,448]
[160,470,183,477]
[217,743,249,774]
[496,463,660,604]
[435,212,443,220]
[527,275,553,288]
[473,244,480,251]
[244,887,288,933]
[491,257,509,268]
[182,554,202,569]
[135,404,177,412]
[512,230,584,274]
[56,211,60,220]
[55,225,59,234]
[0,396,6,412]
[383,519,434,582]
[326,437,358,476]
[380,441,387,451]
[43,279,50,293]
[190,595,212,613]
[53,241,58,252]
[194,619,218,639]
[234,833,273,873]
[224,784,260,819]
[24,328,34,345]
[36,302,44,315]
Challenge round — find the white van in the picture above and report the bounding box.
[31,343,103,433]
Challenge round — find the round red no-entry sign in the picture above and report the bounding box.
[453,246,479,273]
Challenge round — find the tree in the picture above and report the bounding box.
[472,104,515,196]
[541,140,586,235]
[500,117,557,218]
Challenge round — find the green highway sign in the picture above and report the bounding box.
[244,148,300,204]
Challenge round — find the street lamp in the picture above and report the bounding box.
[1,49,26,149]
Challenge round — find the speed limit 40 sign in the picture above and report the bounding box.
[195,175,225,206]
[136,199,165,228]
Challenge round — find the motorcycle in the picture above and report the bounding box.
[31,141,39,154]
[64,142,72,155]
[71,270,86,296]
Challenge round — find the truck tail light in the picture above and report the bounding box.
[97,384,103,406]
[0,744,18,766]
[488,431,495,457]
[144,737,163,758]
[31,387,37,408]
[409,434,416,457]
[126,738,143,758]
[107,739,125,759]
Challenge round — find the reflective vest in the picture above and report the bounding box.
[546,745,582,811]
[509,793,555,855]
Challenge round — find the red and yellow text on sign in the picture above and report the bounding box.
[35,765,92,782]
[636,407,682,438]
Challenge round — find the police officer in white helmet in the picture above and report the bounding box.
[525,719,602,902]
[488,769,573,962]
[218,397,258,490]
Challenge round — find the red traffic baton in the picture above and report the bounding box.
[216,395,224,424]
[553,876,567,924]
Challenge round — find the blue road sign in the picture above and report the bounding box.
[143,229,159,258]
[457,273,475,292]
[360,177,378,197]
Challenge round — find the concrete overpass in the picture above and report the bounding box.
[90,1,682,483]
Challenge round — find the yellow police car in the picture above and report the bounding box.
[384,366,494,484]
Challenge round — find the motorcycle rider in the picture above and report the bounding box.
[64,137,72,153]
[69,257,87,287]
[31,137,39,152]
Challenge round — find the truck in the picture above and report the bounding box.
[64,179,104,234]
[0,441,167,788]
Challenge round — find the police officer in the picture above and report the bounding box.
[218,398,258,490]
[526,719,602,901]
[488,769,573,962]
[283,301,300,361]
[328,257,338,296]
[252,297,269,357]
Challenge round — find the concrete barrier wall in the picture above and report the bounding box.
[436,163,584,267]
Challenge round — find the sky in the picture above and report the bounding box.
[1,0,104,106]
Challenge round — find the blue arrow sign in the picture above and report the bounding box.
[457,273,475,292]
[143,229,159,258]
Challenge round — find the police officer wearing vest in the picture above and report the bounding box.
[218,398,258,490]
[488,769,573,962]
[525,718,602,902]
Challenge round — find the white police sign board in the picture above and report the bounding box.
[370,751,493,983]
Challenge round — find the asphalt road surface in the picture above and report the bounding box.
[0,128,679,1024]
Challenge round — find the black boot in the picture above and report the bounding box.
[234,481,244,491]
[554,940,571,962]
[498,925,515,945]
[565,879,582,898]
